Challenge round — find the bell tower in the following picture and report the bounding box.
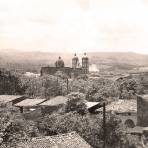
[82,53,89,74]
[72,53,79,69]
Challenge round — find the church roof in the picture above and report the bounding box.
[17,132,92,148]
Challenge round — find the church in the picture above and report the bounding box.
[40,53,89,78]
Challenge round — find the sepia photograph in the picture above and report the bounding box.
[0,0,148,147]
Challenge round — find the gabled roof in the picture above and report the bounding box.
[18,132,92,148]
[0,95,23,103]
[15,99,46,107]
[40,96,68,106]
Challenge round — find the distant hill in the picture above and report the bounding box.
[0,50,148,73]
[89,52,148,66]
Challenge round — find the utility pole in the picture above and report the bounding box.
[103,102,106,148]
[66,78,69,94]
[97,102,106,148]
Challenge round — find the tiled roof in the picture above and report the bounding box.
[15,99,46,107]
[0,95,23,103]
[98,99,137,113]
[40,96,68,106]
[18,132,92,148]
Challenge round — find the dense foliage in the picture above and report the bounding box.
[0,68,146,148]
[0,69,24,95]
[117,78,143,99]
[0,106,38,148]
[37,110,138,148]
[20,75,66,98]
[64,92,88,115]
[68,77,119,102]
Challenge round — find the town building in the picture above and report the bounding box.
[40,53,89,78]
[97,99,137,128]
[96,94,148,130]
[15,98,47,120]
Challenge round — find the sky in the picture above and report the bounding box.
[0,0,148,54]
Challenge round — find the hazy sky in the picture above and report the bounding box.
[0,0,148,53]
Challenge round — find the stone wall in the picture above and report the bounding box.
[137,95,148,127]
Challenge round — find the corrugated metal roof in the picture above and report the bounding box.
[15,99,46,107]
[18,132,92,148]
[85,102,99,109]
[40,96,68,106]
[0,95,23,103]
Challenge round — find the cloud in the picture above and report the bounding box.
[0,0,148,53]
[29,17,56,25]
[78,0,90,10]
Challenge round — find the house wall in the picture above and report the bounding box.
[117,113,137,128]
[41,106,61,115]
[137,96,148,127]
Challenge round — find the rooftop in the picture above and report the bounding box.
[127,126,144,135]
[0,95,23,103]
[40,96,68,106]
[18,132,92,148]
[141,94,148,100]
[85,102,100,109]
[15,99,46,107]
[98,99,137,113]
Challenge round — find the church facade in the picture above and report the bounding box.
[40,53,89,78]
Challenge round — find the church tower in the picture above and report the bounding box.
[55,56,64,68]
[72,53,79,69]
[82,53,89,74]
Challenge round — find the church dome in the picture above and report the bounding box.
[72,53,79,61]
[82,53,88,59]
[55,56,64,68]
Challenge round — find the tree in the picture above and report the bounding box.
[68,77,119,102]
[54,71,68,79]
[0,106,39,148]
[37,112,125,148]
[20,75,62,98]
[0,69,23,95]
[64,92,88,115]
[117,78,138,99]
